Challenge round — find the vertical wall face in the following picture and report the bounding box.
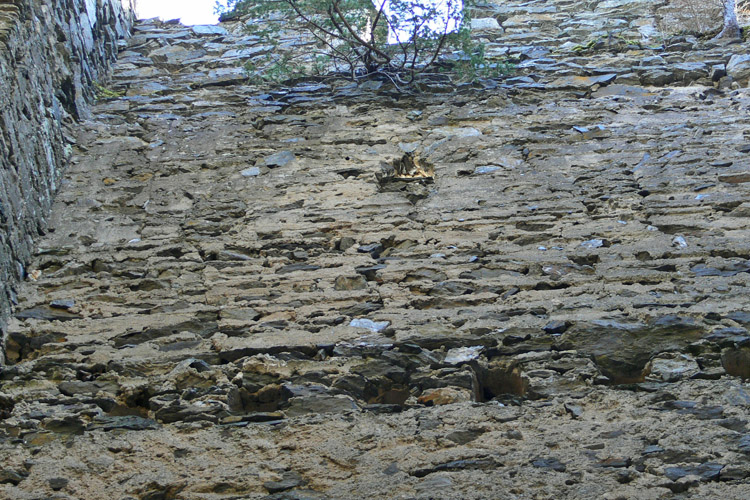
[0,0,134,362]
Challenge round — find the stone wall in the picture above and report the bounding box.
[0,0,134,361]
[3,1,750,498]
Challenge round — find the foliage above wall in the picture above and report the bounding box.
[216,0,511,89]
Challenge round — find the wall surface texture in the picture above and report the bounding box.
[3,1,750,497]
[0,0,134,361]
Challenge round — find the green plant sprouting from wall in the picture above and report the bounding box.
[93,81,124,99]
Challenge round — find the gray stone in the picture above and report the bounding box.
[471,18,502,31]
[691,261,750,277]
[718,172,750,184]
[581,238,604,248]
[640,68,675,86]
[241,166,262,177]
[341,302,383,316]
[727,54,750,83]
[202,67,248,86]
[58,380,119,397]
[192,25,229,36]
[50,298,75,310]
[720,465,750,481]
[88,416,160,431]
[474,165,501,174]
[559,317,704,382]
[263,489,329,500]
[149,45,197,66]
[547,74,617,90]
[673,62,708,83]
[737,434,750,454]
[664,463,723,482]
[221,46,270,59]
[722,347,750,378]
[264,151,296,168]
[0,469,27,485]
[659,400,724,420]
[152,398,226,424]
[264,471,306,493]
[596,457,631,468]
[48,477,69,491]
[573,125,607,140]
[220,308,261,321]
[415,474,453,491]
[672,235,687,248]
[414,458,497,477]
[276,263,320,274]
[564,403,583,418]
[14,306,80,321]
[334,275,367,291]
[532,458,566,472]
[284,395,359,416]
[710,64,727,81]
[358,243,384,258]
[432,127,482,138]
[349,318,390,333]
[444,346,483,364]
[645,353,700,382]
[543,321,569,334]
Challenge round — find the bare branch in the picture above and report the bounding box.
[329,0,392,62]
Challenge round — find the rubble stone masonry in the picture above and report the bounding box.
[0,0,134,361]
[1,1,750,498]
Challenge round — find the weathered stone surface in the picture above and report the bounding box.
[721,347,750,378]
[726,53,750,84]
[645,353,700,382]
[2,0,750,499]
[719,172,750,184]
[547,74,617,90]
[471,18,503,32]
[559,317,704,382]
[0,0,134,362]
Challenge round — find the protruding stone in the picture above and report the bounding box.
[547,74,616,90]
[722,347,750,379]
[334,275,367,291]
[471,18,503,32]
[418,387,473,405]
[264,150,296,168]
[349,318,390,333]
[727,54,750,83]
[644,353,700,382]
[192,25,229,36]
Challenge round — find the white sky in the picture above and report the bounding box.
[136,0,220,25]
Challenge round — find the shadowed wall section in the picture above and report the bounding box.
[0,0,134,362]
